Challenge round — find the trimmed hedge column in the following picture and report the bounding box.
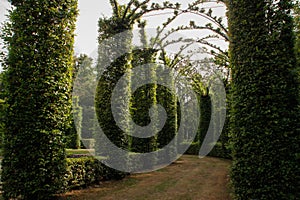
[1,1,78,199]
[156,64,178,164]
[95,1,134,177]
[130,24,158,155]
[228,0,300,199]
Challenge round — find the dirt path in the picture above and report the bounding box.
[59,155,232,200]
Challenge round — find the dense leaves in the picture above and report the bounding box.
[0,72,7,149]
[67,54,97,149]
[1,0,78,199]
[95,0,135,176]
[63,157,125,191]
[95,1,182,170]
[228,0,300,199]
[130,47,158,154]
[295,1,300,83]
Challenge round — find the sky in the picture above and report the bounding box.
[75,0,227,55]
[0,0,227,68]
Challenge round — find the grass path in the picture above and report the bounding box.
[59,155,232,200]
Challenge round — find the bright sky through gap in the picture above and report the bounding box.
[0,0,227,69]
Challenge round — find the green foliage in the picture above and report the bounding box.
[0,99,5,149]
[95,1,186,169]
[294,1,300,96]
[130,47,159,169]
[1,0,78,199]
[199,91,211,146]
[183,142,200,155]
[63,157,126,191]
[95,0,181,170]
[208,142,231,159]
[65,96,82,149]
[66,54,97,149]
[66,149,95,156]
[294,1,300,65]
[156,67,178,164]
[64,157,103,190]
[80,139,95,149]
[228,0,300,199]
[183,87,231,159]
[95,1,136,176]
[130,25,158,155]
[0,72,7,149]
[73,54,97,141]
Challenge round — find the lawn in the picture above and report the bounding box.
[57,155,232,200]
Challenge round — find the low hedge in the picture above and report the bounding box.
[208,142,231,159]
[63,157,127,191]
[184,142,200,155]
[183,142,231,159]
[66,148,95,156]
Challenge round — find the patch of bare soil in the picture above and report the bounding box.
[58,155,232,200]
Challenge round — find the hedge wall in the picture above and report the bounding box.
[228,0,300,199]
[63,157,126,191]
[1,1,78,199]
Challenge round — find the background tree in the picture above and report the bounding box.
[69,54,96,149]
[228,0,300,199]
[65,95,82,149]
[1,0,78,199]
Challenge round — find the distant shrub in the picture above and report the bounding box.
[183,142,200,155]
[208,142,231,159]
[182,141,231,159]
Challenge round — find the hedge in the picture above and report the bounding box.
[228,0,300,199]
[183,142,231,159]
[95,1,134,175]
[63,157,126,191]
[1,1,78,199]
